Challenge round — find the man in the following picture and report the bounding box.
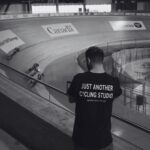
[67,46,122,150]
[29,72,44,87]
[6,47,20,60]
[26,63,39,74]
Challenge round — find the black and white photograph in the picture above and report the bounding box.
[0,0,150,150]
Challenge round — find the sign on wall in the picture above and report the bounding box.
[0,30,25,53]
[42,23,78,38]
[109,21,146,31]
[32,5,57,14]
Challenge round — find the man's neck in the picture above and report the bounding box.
[90,65,105,73]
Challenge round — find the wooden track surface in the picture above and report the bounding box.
[0,15,150,150]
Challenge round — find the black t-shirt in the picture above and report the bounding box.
[67,72,122,149]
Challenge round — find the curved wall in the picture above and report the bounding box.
[1,15,150,73]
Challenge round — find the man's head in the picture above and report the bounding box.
[85,46,104,70]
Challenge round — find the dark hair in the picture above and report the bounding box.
[85,46,104,70]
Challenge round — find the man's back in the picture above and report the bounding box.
[68,72,122,149]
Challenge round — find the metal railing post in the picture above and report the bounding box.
[124,87,126,105]
[49,89,51,102]
[56,0,59,13]
[107,42,109,54]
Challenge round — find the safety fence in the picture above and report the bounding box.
[112,47,150,113]
[0,38,149,150]
[0,39,150,132]
[0,63,145,150]
[77,39,150,117]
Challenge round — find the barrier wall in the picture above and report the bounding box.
[0,67,145,150]
[0,92,74,150]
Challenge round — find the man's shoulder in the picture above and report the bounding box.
[105,74,120,82]
[73,72,87,79]
[73,72,119,81]
[74,72,89,76]
[105,73,116,79]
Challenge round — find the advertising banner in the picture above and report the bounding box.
[0,30,25,53]
[42,23,78,38]
[109,21,146,31]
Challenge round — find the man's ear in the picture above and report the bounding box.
[86,57,92,70]
[87,58,91,64]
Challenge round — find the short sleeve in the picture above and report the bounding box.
[114,77,122,98]
[67,75,79,98]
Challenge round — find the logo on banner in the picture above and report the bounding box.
[109,21,146,31]
[42,23,78,37]
[0,30,25,54]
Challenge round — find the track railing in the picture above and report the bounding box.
[0,61,149,149]
[0,62,148,150]
[0,61,149,134]
[77,39,150,116]
[0,38,150,149]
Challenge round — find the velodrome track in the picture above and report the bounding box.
[0,15,150,149]
[1,15,150,111]
[1,15,150,72]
